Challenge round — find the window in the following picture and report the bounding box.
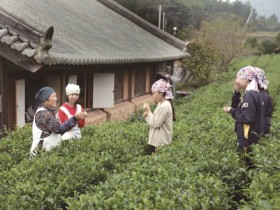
[114,71,124,103]
[134,68,146,97]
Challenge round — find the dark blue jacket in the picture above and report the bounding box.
[230,90,264,147]
[259,90,273,135]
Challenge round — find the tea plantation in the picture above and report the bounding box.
[0,54,280,209]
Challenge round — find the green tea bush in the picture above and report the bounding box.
[66,154,232,210]
[0,122,148,209]
[0,124,32,171]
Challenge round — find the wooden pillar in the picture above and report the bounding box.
[131,68,135,99]
[145,66,151,93]
[123,69,129,100]
[0,57,4,137]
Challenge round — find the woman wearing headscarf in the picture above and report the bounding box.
[224,66,264,166]
[143,79,176,154]
[231,66,273,136]
[31,87,86,156]
[58,84,87,140]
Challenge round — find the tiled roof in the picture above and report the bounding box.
[0,0,188,69]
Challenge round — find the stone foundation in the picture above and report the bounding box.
[85,109,107,125]
[104,101,136,122]
[86,94,153,125]
[131,94,153,110]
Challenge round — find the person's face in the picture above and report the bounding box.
[152,91,164,103]
[44,92,57,109]
[67,93,79,104]
[235,76,249,91]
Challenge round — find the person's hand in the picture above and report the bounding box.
[83,111,88,118]
[143,102,151,112]
[75,112,86,120]
[143,111,149,118]
[223,106,232,113]
[143,103,151,118]
[234,81,241,92]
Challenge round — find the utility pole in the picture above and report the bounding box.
[158,5,162,29]
[162,11,165,31]
[244,7,253,31]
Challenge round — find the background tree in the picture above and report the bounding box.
[266,15,280,31]
[197,17,246,72]
[276,32,280,45]
[179,41,218,88]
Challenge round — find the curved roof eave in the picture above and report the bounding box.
[44,53,190,66]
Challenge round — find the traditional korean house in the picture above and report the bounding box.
[0,0,188,137]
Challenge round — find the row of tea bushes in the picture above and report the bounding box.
[66,153,233,209]
[66,122,247,209]
[0,122,149,209]
[0,125,32,171]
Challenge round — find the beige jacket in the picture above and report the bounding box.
[145,100,173,147]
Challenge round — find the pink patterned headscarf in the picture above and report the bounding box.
[254,67,269,90]
[151,79,174,99]
[237,66,256,81]
[237,66,269,91]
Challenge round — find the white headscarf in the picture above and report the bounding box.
[66,84,80,95]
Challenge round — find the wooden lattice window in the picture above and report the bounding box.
[114,71,124,103]
[134,68,146,97]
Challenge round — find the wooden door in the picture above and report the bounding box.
[93,73,114,108]
[47,76,61,109]
[15,79,25,127]
[7,80,16,129]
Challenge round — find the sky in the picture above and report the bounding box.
[223,0,280,19]
[246,0,280,18]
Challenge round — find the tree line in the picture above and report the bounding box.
[115,0,279,34]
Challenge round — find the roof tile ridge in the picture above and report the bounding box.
[0,6,43,44]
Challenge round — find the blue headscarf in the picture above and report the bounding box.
[35,87,55,104]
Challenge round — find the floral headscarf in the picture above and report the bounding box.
[151,79,173,99]
[237,66,268,91]
[254,67,269,90]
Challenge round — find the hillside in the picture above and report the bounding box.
[0,54,280,209]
